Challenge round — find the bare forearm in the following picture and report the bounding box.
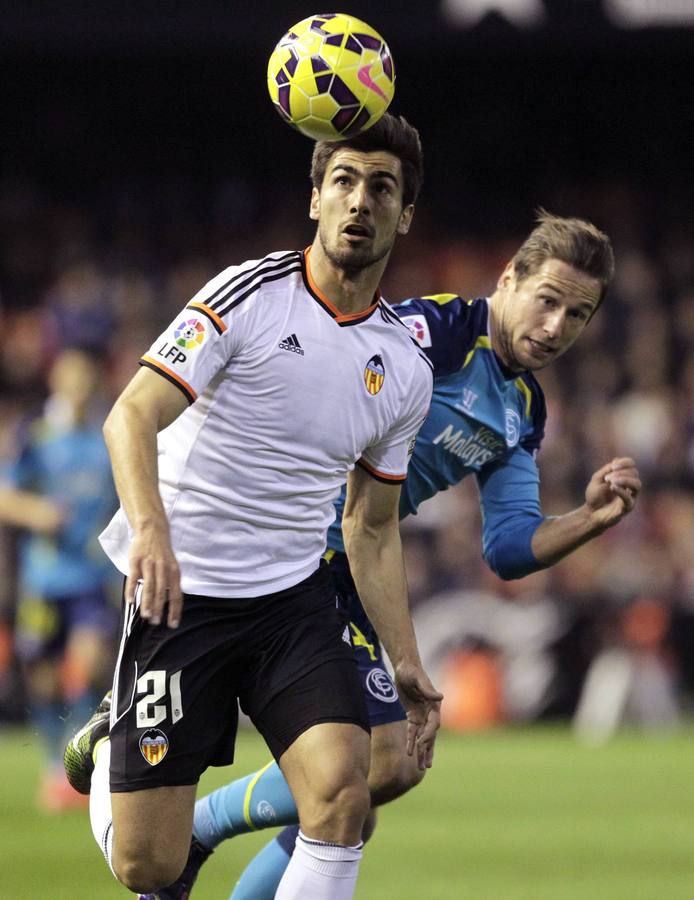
[531,505,606,567]
[0,489,63,533]
[344,520,420,668]
[103,400,168,532]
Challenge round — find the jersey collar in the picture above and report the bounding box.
[302,247,382,325]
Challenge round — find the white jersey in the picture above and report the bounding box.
[100,248,433,597]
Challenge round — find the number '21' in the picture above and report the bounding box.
[135,670,183,728]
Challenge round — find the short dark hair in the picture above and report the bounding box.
[512,209,615,305]
[310,113,424,207]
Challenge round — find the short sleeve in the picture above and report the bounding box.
[139,263,255,402]
[358,357,433,483]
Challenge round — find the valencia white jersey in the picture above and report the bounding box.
[100,248,433,597]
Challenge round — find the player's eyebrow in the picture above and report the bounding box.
[331,164,399,185]
[537,279,598,310]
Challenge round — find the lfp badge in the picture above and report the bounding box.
[174,318,205,350]
[364,354,385,395]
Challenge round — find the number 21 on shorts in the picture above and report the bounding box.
[135,669,183,728]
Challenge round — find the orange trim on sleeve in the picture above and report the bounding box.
[141,356,198,401]
[187,301,227,333]
[304,247,381,323]
[357,457,406,483]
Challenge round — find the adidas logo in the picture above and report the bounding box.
[279,333,304,356]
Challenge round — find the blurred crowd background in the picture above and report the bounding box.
[1,0,693,805]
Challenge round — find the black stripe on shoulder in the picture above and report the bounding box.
[139,360,196,405]
[207,252,302,313]
[215,263,303,318]
[417,349,434,373]
[185,304,223,334]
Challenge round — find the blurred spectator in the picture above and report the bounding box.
[0,349,119,811]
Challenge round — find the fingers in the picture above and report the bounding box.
[402,672,443,766]
[125,550,182,628]
[416,702,441,769]
[597,458,641,510]
[406,702,442,769]
[604,462,641,505]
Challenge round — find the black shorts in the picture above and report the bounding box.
[109,562,369,792]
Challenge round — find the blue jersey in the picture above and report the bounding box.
[7,410,118,597]
[327,295,548,579]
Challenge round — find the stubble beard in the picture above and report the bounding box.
[319,225,392,277]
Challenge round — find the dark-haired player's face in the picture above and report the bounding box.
[310,148,413,272]
[495,259,601,372]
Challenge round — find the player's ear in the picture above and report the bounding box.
[397,204,414,235]
[309,187,320,221]
[497,262,514,290]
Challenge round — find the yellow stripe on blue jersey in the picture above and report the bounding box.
[514,377,533,416]
[420,293,461,306]
[463,335,492,369]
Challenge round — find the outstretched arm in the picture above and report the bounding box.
[342,465,442,769]
[478,451,641,579]
[531,457,641,567]
[103,367,188,628]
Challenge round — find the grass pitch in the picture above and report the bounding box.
[2,724,693,899]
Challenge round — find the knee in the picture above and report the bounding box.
[300,769,371,838]
[368,749,425,806]
[361,808,378,844]
[113,847,184,894]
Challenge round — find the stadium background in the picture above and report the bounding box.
[1,2,693,897]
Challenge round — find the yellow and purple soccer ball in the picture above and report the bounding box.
[267,13,395,141]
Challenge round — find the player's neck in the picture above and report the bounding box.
[307,241,385,316]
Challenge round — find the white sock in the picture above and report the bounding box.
[274,829,362,900]
[89,740,116,877]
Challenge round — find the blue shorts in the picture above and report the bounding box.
[326,550,406,727]
[14,586,118,663]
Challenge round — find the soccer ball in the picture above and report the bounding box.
[267,13,395,141]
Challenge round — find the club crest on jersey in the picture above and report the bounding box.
[400,314,432,348]
[505,409,521,446]
[174,318,206,350]
[139,728,169,766]
[364,354,385,395]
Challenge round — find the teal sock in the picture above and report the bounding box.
[32,701,66,767]
[194,762,298,850]
[230,827,298,900]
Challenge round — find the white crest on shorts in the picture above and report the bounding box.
[366,668,399,703]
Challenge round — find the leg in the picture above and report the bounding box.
[111,784,196,891]
[274,722,371,900]
[225,720,423,900]
[278,722,371,845]
[368,718,425,806]
[87,734,197,893]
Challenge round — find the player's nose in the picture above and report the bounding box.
[349,181,370,215]
[542,309,565,338]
